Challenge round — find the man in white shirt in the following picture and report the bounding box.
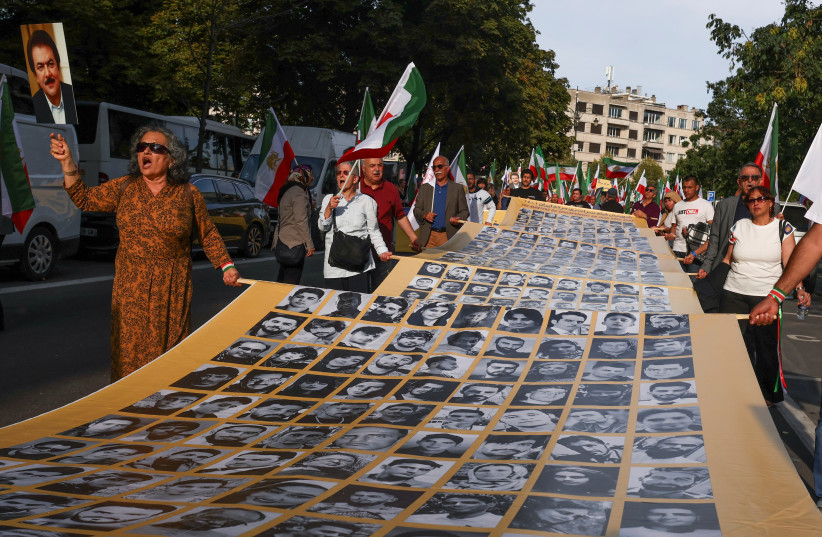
[668,176,714,272]
[466,171,496,224]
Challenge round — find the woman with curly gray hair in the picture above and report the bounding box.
[50,126,241,381]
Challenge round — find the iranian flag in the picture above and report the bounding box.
[528,145,546,186]
[603,157,638,179]
[449,145,468,189]
[255,108,296,207]
[407,142,440,230]
[557,173,569,203]
[0,75,35,233]
[546,164,577,183]
[339,63,426,163]
[591,163,600,191]
[754,103,778,201]
[357,87,376,143]
[635,169,647,196]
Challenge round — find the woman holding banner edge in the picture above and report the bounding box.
[50,127,240,381]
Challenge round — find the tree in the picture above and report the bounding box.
[679,0,822,198]
[630,157,664,189]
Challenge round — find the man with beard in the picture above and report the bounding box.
[311,489,405,519]
[194,424,269,447]
[0,493,83,520]
[582,362,633,382]
[564,409,627,433]
[212,340,272,365]
[361,403,431,426]
[360,459,442,487]
[247,314,302,340]
[387,330,436,353]
[414,155,469,248]
[257,427,334,449]
[536,339,584,360]
[554,436,622,463]
[362,297,409,323]
[56,444,154,465]
[145,507,266,537]
[644,314,690,336]
[0,439,87,460]
[127,448,223,472]
[449,384,507,405]
[122,391,203,415]
[632,436,707,464]
[238,400,311,422]
[330,427,407,452]
[178,397,253,419]
[172,366,240,390]
[26,30,77,124]
[483,336,531,359]
[628,468,711,499]
[227,370,290,394]
[641,381,698,405]
[470,360,521,382]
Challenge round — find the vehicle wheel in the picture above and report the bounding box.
[242,223,264,258]
[20,227,58,281]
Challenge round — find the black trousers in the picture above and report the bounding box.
[326,273,369,292]
[720,289,783,403]
[276,256,305,285]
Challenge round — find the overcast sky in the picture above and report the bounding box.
[530,0,787,111]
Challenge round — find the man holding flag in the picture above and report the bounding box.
[414,155,468,248]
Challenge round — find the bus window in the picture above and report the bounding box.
[109,109,157,159]
[75,103,100,144]
[239,154,259,184]
[208,132,229,173]
[322,159,337,195]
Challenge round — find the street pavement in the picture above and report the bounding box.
[0,250,819,500]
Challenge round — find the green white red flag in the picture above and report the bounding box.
[547,165,577,183]
[340,63,426,163]
[449,145,468,189]
[255,108,296,207]
[635,169,647,196]
[754,103,778,201]
[0,75,35,233]
[357,87,376,143]
[603,157,638,179]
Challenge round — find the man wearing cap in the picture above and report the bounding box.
[598,188,624,213]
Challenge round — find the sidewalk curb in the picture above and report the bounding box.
[777,392,817,454]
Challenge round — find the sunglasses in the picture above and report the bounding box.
[432,164,448,170]
[746,196,770,204]
[136,142,170,155]
[739,174,761,181]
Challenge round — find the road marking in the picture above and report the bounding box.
[785,334,822,342]
[0,257,273,295]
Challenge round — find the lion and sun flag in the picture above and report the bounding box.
[1,63,821,537]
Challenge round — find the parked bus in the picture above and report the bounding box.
[75,102,255,186]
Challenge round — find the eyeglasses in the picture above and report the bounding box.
[746,196,769,204]
[739,174,761,181]
[432,164,448,170]
[646,189,655,193]
[136,142,169,155]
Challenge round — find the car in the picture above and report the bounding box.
[780,201,817,294]
[79,174,271,258]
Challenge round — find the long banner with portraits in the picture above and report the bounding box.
[0,200,819,537]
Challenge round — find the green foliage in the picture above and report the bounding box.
[630,157,664,189]
[680,0,822,198]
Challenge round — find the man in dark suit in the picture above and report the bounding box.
[414,156,469,248]
[26,29,77,124]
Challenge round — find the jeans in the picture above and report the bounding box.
[674,250,701,274]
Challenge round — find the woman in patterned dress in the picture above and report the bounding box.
[50,126,241,380]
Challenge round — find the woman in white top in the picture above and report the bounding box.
[719,186,810,403]
[319,162,391,291]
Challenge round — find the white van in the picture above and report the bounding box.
[0,63,80,280]
[239,126,356,202]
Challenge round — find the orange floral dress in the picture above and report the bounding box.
[65,175,232,380]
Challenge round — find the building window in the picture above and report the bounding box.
[666,152,675,163]
[576,142,584,152]
[628,129,638,140]
[678,153,685,160]
[576,122,586,132]
[606,144,621,156]
[629,111,638,121]
[589,143,601,154]
[592,104,604,115]
[668,116,676,127]
[576,101,587,113]
[607,126,621,137]
[643,110,662,125]
[679,118,687,129]
[609,106,623,118]
[642,149,662,160]
[679,136,687,145]
[668,134,676,145]
[692,120,699,130]
[591,124,602,135]
[627,148,636,158]
[643,130,662,143]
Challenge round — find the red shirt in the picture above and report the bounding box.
[360,180,406,249]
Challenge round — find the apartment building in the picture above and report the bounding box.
[567,85,703,174]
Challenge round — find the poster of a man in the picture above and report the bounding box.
[21,24,78,124]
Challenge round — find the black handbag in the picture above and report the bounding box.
[328,208,372,272]
[274,237,306,266]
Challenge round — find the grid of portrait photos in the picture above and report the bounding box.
[0,282,719,537]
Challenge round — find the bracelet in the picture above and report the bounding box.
[221,263,235,273]
[63,169,80,176]
[690,251,696,257]
[768,287,788,306]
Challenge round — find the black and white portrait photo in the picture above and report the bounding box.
[328,426,409,452]
[637,407,702,433]
[469,359,524,382]
[406,493,514,527]
[275,451,375,479]
[247,312,306,340]
[256,516,379,537]
[551,435,624,464]
[0,438,92,460]
[639,381,698,406]
[642,337,693,357]
[563,409,629,434]
[334,378,400,400]
[645,314,690,336]
[626,467,712,499]
[215,478,334,508]
[291,319,349,345]
[126,476,248,502]
[444,462,534,491]
[226,370,293,394]
[509,496,611,535]
[338,324,393,350]
[641,359,694,380]
[618,502,720,537]
[121,420,209,443]
[362,353,420,376]
[212,339,273,365]
[589,339,637,360]
[237,399,312,422]
[392,380,459,402]
[483,335,534,359]
[128,506,278,537]
[317,291,370,319]
[255,427,340,450]
[27,501,178,531]
[309,485,422,520]
[59,415,152,440]
[415,355,472,379]
[177,395,258,419]
[359,457,452,488]
[532,465,619,497]
[582,361,635,382]
[387,329,440,353]
[524,361,580,382]
[362,296,410,324]
[121,390,204,415]
[593,312,639,336]
[418,262,447,277]
[436,331,487,356]
[573,383,632,406]
[546,310,590,335]
[449,383,510,405]
[197,450,300,475]
[125,447,227,472]
[471,435,548,461]
[494,409,559,433]
[361,403,434,427]
[0,491,87,520]
[278,374,345,398]
[632,435,707,464]
[396,432,477,458]
[511,384,570,406]
[445,265,473,281]
[55,444,156,466]
[276,287,327,313]
[297,402,372,424]
[311,349,373,374]
[261,345,321,369]
[0,465,89,487]
[187,423,275,447]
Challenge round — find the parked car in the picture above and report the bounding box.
[80,174,270,258]
[780,201,817,294]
